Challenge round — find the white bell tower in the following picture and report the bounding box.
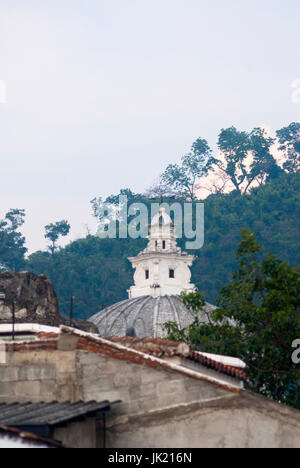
[128,208,196,299]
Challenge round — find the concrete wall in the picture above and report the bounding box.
[78,350,230,417]
[53,419,97,449]
[0,348,82,403]
[78,351,300,449]
[0,345,230,410]
[2,344,300,448]
[105,393,300,449]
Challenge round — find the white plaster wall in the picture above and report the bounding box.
[0,435,48,449]
[129,256,195,298]
[107,405,300,449]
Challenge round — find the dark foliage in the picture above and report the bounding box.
[26,171,300,319]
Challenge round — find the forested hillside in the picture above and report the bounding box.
[26,171,300,319]
[27,236,147,319]
[1,122,299,319]
[190,171,300,301]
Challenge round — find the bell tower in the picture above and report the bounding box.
[128,208,196,298]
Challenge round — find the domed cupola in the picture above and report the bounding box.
[89,208,215,338]
[128,208,196,299]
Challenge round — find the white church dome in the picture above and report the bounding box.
[89,295,215,338]
[90,207,215,338]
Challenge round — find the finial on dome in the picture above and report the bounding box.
[151,207,173,228]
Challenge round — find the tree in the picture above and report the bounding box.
[91,189,147,230]
[217,127,279,194]
[166,229,300,409]
[27,234,147,319]
[0,209,27,271]
[144,179,175,200]
[217,127,250,194]
[276,122,300,173]
[104,188,145,206]
[45,220,70,255]
[161,138,215,201]
[27,171,300,323]
[247,127,277,189]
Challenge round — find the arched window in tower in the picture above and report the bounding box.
[145,270,149,280]
[169,269,175,279]
[162,240,166,250]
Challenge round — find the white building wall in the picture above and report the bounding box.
[128,208,196,299]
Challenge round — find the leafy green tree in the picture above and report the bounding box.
[45,220,70,255]
[247,128,277,188]
[277,122,300,173]
[90,196,118,233]
[217,127,250,193]
[27,235,146,319]
[161,138,215,201]
[91,189,146,216]
[105,189,145,206]
[166,229,300,409]
[27,169,300,324]
[91,189,152,239]
[217,126,279,194]
[144,180,175,199]
[0,209,27,271]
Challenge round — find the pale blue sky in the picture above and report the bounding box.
[0,0,300,252]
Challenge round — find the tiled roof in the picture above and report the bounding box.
[0,324,246,391]
[106,336,248,381]
[107,336,190,357]
[188,351,247,381]
[0,401,114,427]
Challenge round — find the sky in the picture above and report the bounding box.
[0,0,300,253]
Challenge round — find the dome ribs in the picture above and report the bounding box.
[89,295,216,339]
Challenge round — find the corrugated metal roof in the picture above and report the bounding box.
[0,401,114,426]
[0,424,62,448]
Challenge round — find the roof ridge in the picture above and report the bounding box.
[104,335,247,381]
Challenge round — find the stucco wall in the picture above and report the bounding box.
[0,344,232,410]
[130,255,195,298]
[0,347,82,403]
[53,419,96,449]
[78,350,230,417]
[105,393,300,449]
[0,344,230,408]
[2,343,300,448]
